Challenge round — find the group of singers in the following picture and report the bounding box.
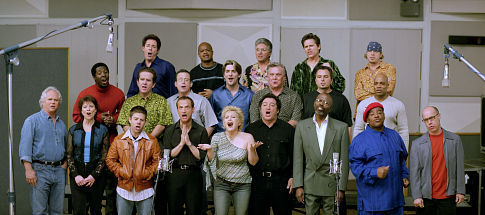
[19,32,465,215]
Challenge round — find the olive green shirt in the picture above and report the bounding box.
[290,56,345,96]
[117,93,173,135]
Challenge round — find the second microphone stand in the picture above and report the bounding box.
[330,159,342,215]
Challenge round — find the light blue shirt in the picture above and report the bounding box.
[209,85,253,132]
[19,110,68,163]
[83,132,91,163]
[167,91,218,129]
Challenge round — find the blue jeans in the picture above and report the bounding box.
[116,193,153,215]
[30,163,66,215]
[213,180,251,215]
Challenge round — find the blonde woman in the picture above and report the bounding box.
[198,106,261,215]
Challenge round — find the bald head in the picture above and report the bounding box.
[422,106,442,135]
[198,42,214,63]
[374,73,389,97]
[375,73,389,85]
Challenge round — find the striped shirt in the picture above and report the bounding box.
[208,132,252,184]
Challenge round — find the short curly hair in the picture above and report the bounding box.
[221,106,244,131]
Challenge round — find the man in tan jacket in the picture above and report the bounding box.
[106,106,161,215]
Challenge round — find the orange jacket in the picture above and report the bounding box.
[106,131,161,192]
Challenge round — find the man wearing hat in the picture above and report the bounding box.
[354,41,396,106]
[349,102,409,215]
[353,73,409,151]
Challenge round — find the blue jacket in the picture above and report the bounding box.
[349,125,409,212]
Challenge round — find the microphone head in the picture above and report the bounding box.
[163,149,170,158]
[442,79,450,88]
[442,63,450,88]
[332,152,339,161]
[106,33,114,53]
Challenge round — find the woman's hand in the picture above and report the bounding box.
[74,175,85,186]
[84,175,95,187]
[197,144,212,151]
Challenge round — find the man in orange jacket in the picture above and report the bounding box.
[106,106,161,215]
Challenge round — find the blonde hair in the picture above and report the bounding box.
[221,106,244,131]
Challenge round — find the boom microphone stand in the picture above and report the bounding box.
[444,44,485,81]
[0,13,113,215]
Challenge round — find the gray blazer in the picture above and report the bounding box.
[409,129,465,200]
[293,117,350,196]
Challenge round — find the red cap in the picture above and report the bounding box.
[363,102,384,121]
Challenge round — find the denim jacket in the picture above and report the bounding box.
[67,121,109,179]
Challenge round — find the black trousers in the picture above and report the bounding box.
[104,170,118,215]
[154,173,169,215]
[416,197,456,215]
[70,175,106,215]
[248,174,292,215]
[166,167,203,215]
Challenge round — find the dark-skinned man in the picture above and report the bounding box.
[293,93,349,215]
[350,102,409,215]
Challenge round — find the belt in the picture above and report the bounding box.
[33,159,64,166]
[261,171,273,178]
[176,164,197,170]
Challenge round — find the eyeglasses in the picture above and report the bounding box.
[315,98,328,105]
[422,113,439,123]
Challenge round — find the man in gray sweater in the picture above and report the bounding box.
[410,106,465,215]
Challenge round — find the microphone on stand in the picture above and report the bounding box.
[105,17,114,53]
[330,152,341,174]
[442,47,450,88]
[161,149,172,172]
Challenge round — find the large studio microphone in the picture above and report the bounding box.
[442,57,450,88]
[330,152,341,174]
[105,17,114,53]
[161,149,171,172]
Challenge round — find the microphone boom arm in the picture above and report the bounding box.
[0,12,113,215]
[444,44,485,81]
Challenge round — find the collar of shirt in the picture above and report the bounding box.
[222,84,247,93]
[139,56,161,67]
[312,114,328,128]
[122,129,149,142]
[364,61,386,70]
[365,124,388,135]
[313,114,329,154]
[73,121,101,131]
[40,109,59,121]
[255,118,280,129]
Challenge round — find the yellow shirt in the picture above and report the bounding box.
[354,61,396,102]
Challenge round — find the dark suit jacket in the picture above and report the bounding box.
[293,116,350,196]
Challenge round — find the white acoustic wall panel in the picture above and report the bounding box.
[198,23,272,73]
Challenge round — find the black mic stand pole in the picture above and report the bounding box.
[0,12,113,215]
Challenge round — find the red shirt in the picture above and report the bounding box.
[430,132,451,199]
[72,84,125,143]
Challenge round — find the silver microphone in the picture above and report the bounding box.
[105,18,114,53]
[161,149,171,172]
[442,57,450,88]
[330,152,341,174]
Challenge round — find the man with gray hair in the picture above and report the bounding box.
[249,62,302,127]
[19,86,68,214]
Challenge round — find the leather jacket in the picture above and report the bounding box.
[106,131,161,192]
